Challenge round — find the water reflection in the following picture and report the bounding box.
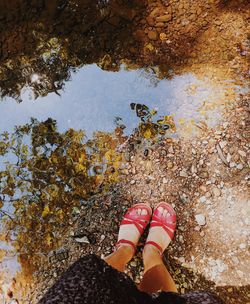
[0,64,243,137]
[0,59,247,301]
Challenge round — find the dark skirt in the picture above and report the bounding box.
[38,254,224,304]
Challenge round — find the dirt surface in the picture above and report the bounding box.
[0,0,249,303]
[7,93,248,304]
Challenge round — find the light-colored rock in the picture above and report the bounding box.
[216,144,228,165]
[168,146,174,154]
[162,177,168,184]
[238,150,246,157]
[180,170,188,177]
[195,214,206,226]
[212,187,221,197]
[219,141,227,149]
[74,236,90,244]
[226,153,232,163]
[199,185,206,192]
[236,163,243,170]
[200,196,207,203]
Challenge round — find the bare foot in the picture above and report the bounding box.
[117,203,151,251]
[144,204,176,255]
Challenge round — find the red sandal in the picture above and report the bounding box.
[116,203,152,254]
[145,202,177,255]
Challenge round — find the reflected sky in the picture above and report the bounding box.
[0,64,237,137]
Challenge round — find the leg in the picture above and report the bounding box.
[103,203,152,272]
[139,202,177,293]
[104,245,134,272]
[139,245,177,293]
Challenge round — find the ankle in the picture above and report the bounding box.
[143,245,163,272]
[143,244,162,259]
[116,244,134,260]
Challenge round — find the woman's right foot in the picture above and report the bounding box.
[144,202,177,255]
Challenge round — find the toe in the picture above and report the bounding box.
[158,206,164,215]
[163,209,168,217]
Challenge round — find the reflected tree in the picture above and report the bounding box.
[0,0,144,101]
[0,118,126,266]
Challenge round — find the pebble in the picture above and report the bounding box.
[192,148,196,154]
[130,180,136,185]
[226,153,232,163]
[205,191,211,198]
[200,185,207,192]
[148,30,158,40]
[199,196,207,203]
[162,177,168,184]
[236,163,243,170]
[167,161,174,168]
[219,141,227,149]
[159,32,167,40]
[74,236,90,244]
[195,214,206,226]
[168,146,174,154]
[239,243,246,249]
[212,187,221,197]
[180,170,188,177]
[156,15,172,22]
[191,163,197,174]
[229,162,236,168]
[238,150,246,157]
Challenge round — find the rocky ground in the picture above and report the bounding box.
[15,92,247,304]
[1,0,249,303]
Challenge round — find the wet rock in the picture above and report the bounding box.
[156,22,165,28]
[148,30,158,40]
[156,14,172,22]
[144,149,149,157]
[146,16,155,26]
[195,214,206,226]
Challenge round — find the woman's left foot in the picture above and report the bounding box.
[116,203,152,254]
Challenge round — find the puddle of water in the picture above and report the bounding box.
[0,64,243,137]
[0,61,247,303]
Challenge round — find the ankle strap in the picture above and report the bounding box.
[116,239,136,254]
[144,241,163,256]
